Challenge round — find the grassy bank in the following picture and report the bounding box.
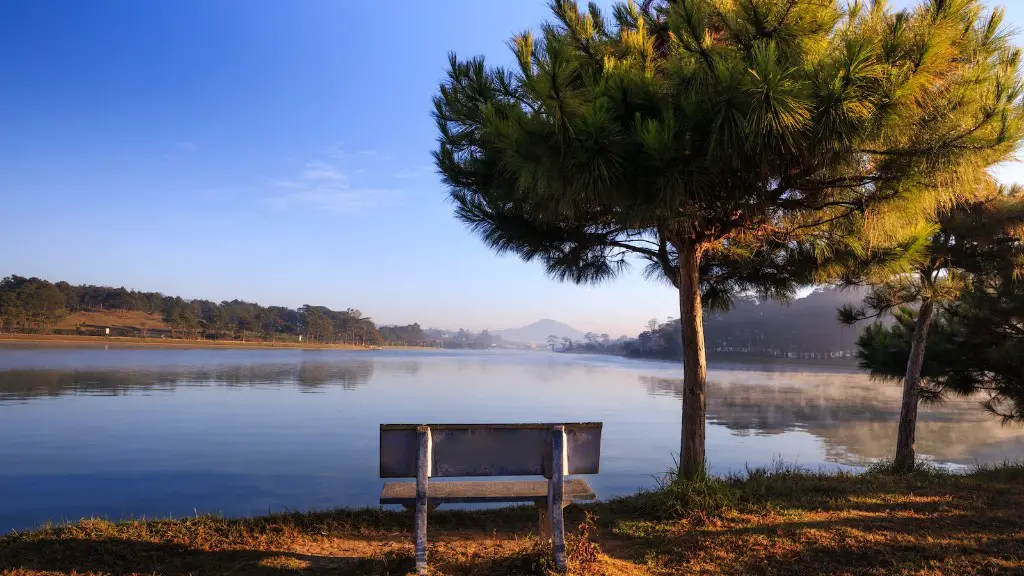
[0,333,427,351]
[2,463,1022,575]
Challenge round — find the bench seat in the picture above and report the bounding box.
[380,478,596,506]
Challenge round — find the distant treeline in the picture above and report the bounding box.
[0,275,495,348]
[556,287,867,360]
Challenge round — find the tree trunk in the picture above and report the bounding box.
[677,241,708,479]
[894,299,935,472]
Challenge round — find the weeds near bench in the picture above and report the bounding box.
[615,468,737,522]
[566,512,601,572]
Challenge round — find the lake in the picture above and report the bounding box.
[2,344,1023,534]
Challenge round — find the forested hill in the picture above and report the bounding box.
[0,275,490,348]
[559,287,871,360]
[3,275,871,355]
[703,287,869,354]
[630,287,869,359]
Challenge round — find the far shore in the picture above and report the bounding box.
[0,333,432,351]
[0,334,860,365]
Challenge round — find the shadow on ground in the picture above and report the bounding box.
[0,535,415,575]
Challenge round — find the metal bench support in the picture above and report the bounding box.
[415,426,431,575]
[549,424,567,570]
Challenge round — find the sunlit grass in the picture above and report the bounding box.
[3,462,1024,575]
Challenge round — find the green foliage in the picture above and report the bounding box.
[855,274,1024,421]
[616,468,737,520]
[934,274,1024,421]
[0,275,434,347]
[435,0,1024,302]
[853,306,959,400]
[840,184,1024,324]
[162,298,201,339]
[377,323,426,347]
[0,276,67,333]
[299,305,382,345]
[850,186,1024,416]
[864,456,950,478]
[613,457,975,522]
[301,307,335,343]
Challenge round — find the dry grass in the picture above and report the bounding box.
[54,310,169,331]
[2,463,1023,575]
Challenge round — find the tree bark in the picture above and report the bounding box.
[894,299,935,472]
[677,241,708,479]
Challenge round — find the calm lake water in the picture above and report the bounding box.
[2,344,1023,534]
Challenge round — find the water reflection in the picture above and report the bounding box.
[0,360,375,400]
[644,368,1024,466]
[4,352,1021,468]
[2,347,1023,534]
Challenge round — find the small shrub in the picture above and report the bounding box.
[969,460,1024,482]
[618,468,737,521]
[566,512,601,572]
[864,457,949,478]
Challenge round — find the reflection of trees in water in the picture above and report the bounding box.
[522,361,612,384]
[412,354,590,383]
[641,371,1024,465]
[373,360,422,377]
[0,360,376,400]
[295,361,373,391]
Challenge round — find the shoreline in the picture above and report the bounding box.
[0,333,430,351]
[1,463,1021,575]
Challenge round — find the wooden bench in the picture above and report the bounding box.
[379,423,602,573]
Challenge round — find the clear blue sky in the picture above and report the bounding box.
[2,1,1023,336]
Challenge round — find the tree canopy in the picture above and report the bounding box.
[436,0,1022,299]
[841,184,1024,325]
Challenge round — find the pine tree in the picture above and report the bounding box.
[940,272,1024,421]
[434,0,1024,477]
[855,272,1024,424]
[843,184,1024,470]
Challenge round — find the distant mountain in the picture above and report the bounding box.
[493,319,586,344]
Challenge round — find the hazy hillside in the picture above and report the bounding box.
[703,286,870,354]
[493,319,585,344]
[563,286,874,361]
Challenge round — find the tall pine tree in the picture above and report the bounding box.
[434,0,1024,477]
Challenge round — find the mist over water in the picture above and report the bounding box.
[2,344,1021,534]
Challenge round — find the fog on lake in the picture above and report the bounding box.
[2,344,1022,534]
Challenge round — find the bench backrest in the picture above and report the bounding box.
[379,423,602,478]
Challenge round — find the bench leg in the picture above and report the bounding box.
[415,427,432,575]
[550,425,567,571]
[404,502,440,514]
[536,501,552,540]
[537,497,574,540]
